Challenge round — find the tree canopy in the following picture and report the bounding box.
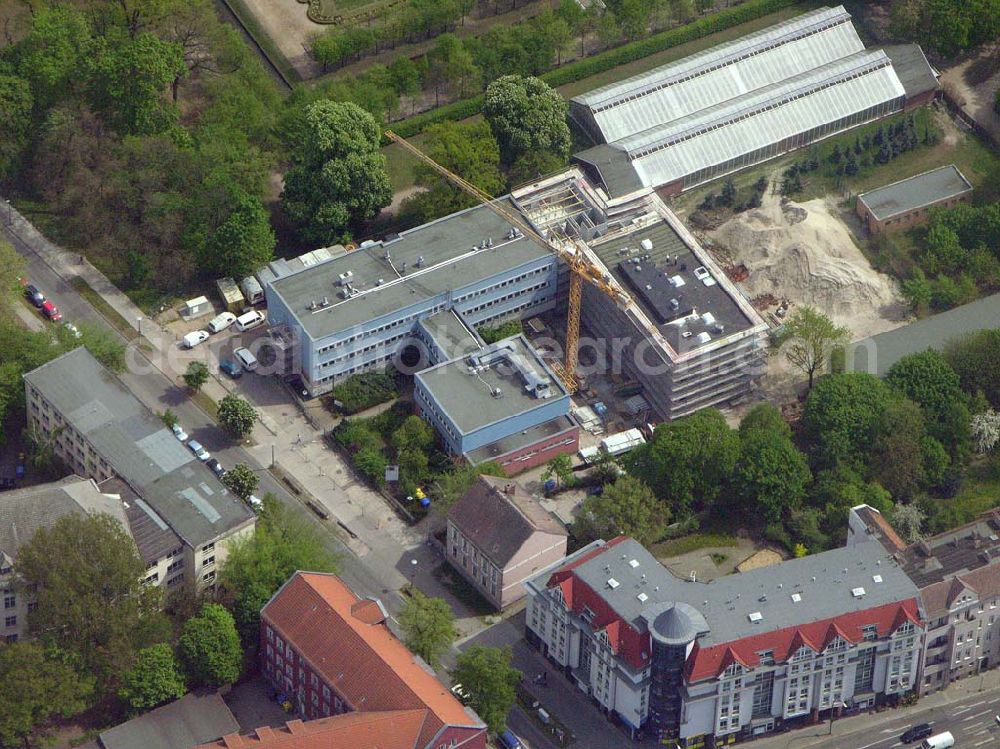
[576,475,668,546]
[281,100,392,245]
[483,75,571,165]
[14,513,167,691]
[222,463,260,501]
[218,394,257,440]
[219,494,338,643]
[179,604,243,687]
[0,642,94,749]
[399,590,456,668]
[733,424,811,524]
[452,646,521,734]
[803,372,892,470]
[118,644,187,713]
[779,306,850,388]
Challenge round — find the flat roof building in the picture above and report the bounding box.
[414,335,579,472]
[23,348,255,591]
[856,164,973,234]
[570,6,937,197]
[264,202,559,397]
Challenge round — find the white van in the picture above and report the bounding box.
[182,330,209,349]
[920,731,955,749]
[233,346,258,371]
[208,311,236,334]
[235,309,265,332]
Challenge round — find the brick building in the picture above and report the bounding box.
[856,164,973,235]
[260,572,487,749]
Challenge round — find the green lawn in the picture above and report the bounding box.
[651,533,739,558]
[69,277,136,340]
[928,460,1000,532]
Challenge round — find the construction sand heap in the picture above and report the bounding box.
[709,189,908,338]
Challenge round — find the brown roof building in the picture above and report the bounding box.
[259,572,486,749]
[195,712,430,749]
[849,505,1000,694]
[446,476,567,610]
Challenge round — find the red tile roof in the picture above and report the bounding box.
[685,599,921,682]
[261,573,484,749]
[857,506,906,553]
[194,711,428,749]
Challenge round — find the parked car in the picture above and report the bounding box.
[40,300,62,321]
[902,724,934,743]
[450,683,471,705]
[186,439,210,461]
[24,283,44,307]
[171,423,188,442]
[247,494,263,511]
[919,732,954,749]
[182,330,210,349]
[15,453,26,480]
[62,322,82,338]
[206,458,225,477]
[219,359,242,379]
[235,309,265,331]
[207,311,237,334]
[233,346,258,371]
[498,730,523,749]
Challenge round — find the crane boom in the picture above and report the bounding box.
[385,130,629,392]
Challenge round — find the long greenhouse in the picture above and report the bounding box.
[571,5,938,198]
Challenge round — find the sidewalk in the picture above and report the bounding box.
[749,668,1000,749]
[3,197,490,635]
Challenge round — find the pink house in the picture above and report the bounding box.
[446,476,568,610]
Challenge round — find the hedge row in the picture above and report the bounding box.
[385,0,802,141]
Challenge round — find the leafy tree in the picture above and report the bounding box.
[281,100,392,245]
[739,403,790,439]
[388,57,421,101]
[401,121,505,224]
[452,646,521,734]
[433,462,506,513]
[483,75,571,164]
[868,397,926,500]
[890,502,925,544]
[218,394,257,440]
[542,453,575,488]
[179,604,243,687]
[576,475,668,546]
[222,463,260,500]
[0,240,27,309]
[392,414,436,455]
[160,408,179,429]
[183,361,209,392]
[733,426,811,524]
[902,268,933,315]
[886,350,964,421]
[15,513,166,690]
[809,464,892,538]
[219,494,338,643]
[399,590,456,667]
[355,446,389,486]
[425,34,479,105]
[945,329,1000,408]
[196,192,275,279]
[0,642,94,749]
[787,507,828,552]
[627,409,738,516]
[803,372,892,470]
[86,32,187,135]
[779,306,850,388]
[509,150,569,187]
[0,71,32,179]
[15,6,92,108]
[118,644,187,713]
[79,322,127,373]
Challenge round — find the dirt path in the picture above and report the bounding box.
[237,0,321,78]
[939,45,1000,143]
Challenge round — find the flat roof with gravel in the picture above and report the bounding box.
[858,164,973,221]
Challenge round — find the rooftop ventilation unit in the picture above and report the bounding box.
[607,578,620,590]
[790,593,802,603]
[872,574,883,583]
[851,587,866,598]
[321,296,330,307]
[338,271,354,286]
[308,300,318,310]
[696,332,712,344]
[669,275,685,288]
[748,612,763,623]
[628,559,640,568]
[701,312,716,326]
[360,239,376,248]
[640,238,653,251]
[637,593,648,603]
[415,256,425,267]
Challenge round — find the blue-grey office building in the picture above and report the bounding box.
[263,202,559,397]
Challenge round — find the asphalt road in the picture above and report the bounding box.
[2,220,393,608]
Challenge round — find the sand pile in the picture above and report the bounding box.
[709,189,908,338]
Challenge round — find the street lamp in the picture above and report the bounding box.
[3,199,10,226]
[136,316,143,343]
[409,558,418,586]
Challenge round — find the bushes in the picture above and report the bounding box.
[478,319,523,344]
[329,371,399,414]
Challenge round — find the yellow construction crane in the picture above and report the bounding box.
[385,130,629,393]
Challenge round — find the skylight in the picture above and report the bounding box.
[748,611,763,623]
[851,587,866,598]
[790,593,802,603]
[608,578,620,589]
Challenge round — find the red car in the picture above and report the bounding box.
[41,300,62,321]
